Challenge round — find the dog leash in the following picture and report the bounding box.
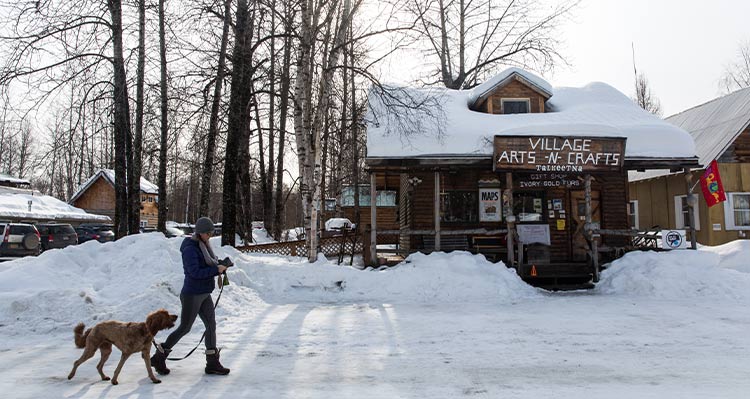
[152,276,226,361]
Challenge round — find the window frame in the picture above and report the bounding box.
[501,98,531,114]
[674,195,700,231]
[340,185,397,207]
[512,190,547,224]
[723,192,750,230]
[440,190,479,224]
[628,200,639,230]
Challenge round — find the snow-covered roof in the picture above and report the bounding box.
[367,70,698,164]
[0,173,30,186]
[629,86,750,182]
[69,169,159,203]
[0,186,110,223]
[467,67,553,106]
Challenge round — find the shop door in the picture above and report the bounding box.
[570,190,601,262]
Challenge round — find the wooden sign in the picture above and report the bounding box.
[518,173,581,189]
[494,136,626,173]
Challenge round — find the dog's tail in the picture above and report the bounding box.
[73,323,90,348]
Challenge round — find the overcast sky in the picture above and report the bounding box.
[379,0,750,117]
[549,0,750,116]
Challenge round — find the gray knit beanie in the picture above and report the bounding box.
[195,217,215,234]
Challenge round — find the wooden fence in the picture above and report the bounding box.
[237,233,363,257]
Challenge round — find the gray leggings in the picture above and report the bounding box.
[163,293,216,350]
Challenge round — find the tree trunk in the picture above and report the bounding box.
[199,0,231,217]
[295,0,359,262]
[222,0,254,246]
[157,0,169,232]
[107,0,132,239]
[273,8,292,241]
[265,1,276,233]
[130,0,146,232]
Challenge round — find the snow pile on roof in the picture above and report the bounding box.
[0,187,110,222]
[467,67,553,105]
[0,173,30,185]
[70,169,158,202]
[596,245,750,299]
[100,169,159,194]
[367,70,696,160]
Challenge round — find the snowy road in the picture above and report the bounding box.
[2,294,748,398]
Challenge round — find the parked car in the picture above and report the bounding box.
[36,223,78,251]
[75,225,115,244]
[0,222,40,258]
[164,226,187,238]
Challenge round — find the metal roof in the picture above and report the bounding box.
[668,86,750,165]
[629,86,750,182]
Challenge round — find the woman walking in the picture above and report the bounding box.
[151,217,232,375]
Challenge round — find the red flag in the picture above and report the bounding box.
[700,160,726,207]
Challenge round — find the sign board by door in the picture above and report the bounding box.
[479,188,502,222]
[661,230,688,250]
[494,136,626,173]
[517,224,551,245]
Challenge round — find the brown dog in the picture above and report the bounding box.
[67,309,178,385]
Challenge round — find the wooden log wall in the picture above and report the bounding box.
[477,79,546,114]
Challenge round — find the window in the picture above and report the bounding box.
[628,200,639,229]
[724,193,750,230]
[324,198,336,212]
[674,195,700,231]
[440,191,478,223]
[513,191,546,222]
[502,98,530,114]
[340,185,396,207]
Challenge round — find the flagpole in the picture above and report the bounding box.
[683,167,700,249]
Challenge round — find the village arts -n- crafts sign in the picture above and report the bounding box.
[493,136,626,173]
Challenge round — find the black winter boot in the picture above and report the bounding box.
[150,343,171,375]
[205,348,230,375]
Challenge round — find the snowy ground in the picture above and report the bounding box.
[0,235,749,398]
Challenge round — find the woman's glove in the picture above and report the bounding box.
[218,257,234,267]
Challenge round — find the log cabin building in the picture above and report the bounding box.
[365,68,699,288]
[629,87,750,245]
[69,169,160,227]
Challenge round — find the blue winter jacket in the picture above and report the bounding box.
[180,237,219,295]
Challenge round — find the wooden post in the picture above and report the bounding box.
[434,171,441,251]
[370,172,377,265]
[684,167,697,250]
[505,172,515,267]
[585,174,599,282]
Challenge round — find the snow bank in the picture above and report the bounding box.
[597,247,750,299]
[0,235,536,336]
[698,240,750,273]
[234,250,539,304]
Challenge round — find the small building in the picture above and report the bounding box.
[365,68,699,287]
[69,169,159,227]
[629,87,750,245]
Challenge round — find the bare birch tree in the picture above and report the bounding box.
[721,41,750,93]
